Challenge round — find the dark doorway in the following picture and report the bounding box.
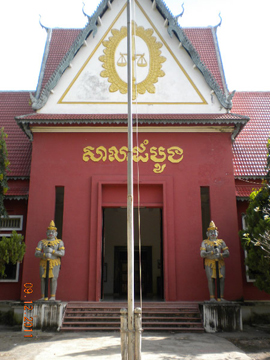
[101,208,164,301]
[114,246,152,298]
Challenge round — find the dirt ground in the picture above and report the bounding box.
[1,324,270,360]
[217,325,270,360]
[229,338,270,360]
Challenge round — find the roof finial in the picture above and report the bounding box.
[39,14,49,32]
[215,12,222,28]
[82,2,91,18]
[175,3,185,21]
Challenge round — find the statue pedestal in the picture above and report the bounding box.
[202,302,243,333]
[22,301,67,332]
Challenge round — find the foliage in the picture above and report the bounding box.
[241,184,270,293]
[240,137,270,293]
[0,127,10,217]
[0,231,26,278]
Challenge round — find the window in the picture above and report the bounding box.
[0,234,20,282]
[54,187,64,239]
[200,187,210,240]
[0,215,23,282]
[0,215,23,231]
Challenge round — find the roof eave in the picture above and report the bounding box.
[236,196,250,202]
[235,176,266,180]
[15,113,249,140]
[5,195,28,201]
[15,117,33,141]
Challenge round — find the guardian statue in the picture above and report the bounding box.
[35,221,65,300]
[200,221,229,301]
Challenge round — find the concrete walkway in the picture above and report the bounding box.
[0,328,264,360]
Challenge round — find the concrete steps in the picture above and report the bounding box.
[60,302,204,332]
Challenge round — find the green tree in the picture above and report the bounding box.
[241,138,270,293]
[0,231,26,278]
[0,127,10,217]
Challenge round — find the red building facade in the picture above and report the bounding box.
[1,0,270,303]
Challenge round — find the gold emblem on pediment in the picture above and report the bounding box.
[99,22,166,100]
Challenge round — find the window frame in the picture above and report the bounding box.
[242,214,255,283]
[0,233,20,282]
[0,215,24,283]
[0,215,23,231]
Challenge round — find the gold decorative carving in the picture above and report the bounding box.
[83,140,183,174]
[99,22,166,100]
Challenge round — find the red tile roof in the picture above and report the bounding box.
[6,183,29,197]
[184,28,225,92]
[232,92,270,178]
[235,184,262,198]
[0,92,32,177]
[39,29,81,93]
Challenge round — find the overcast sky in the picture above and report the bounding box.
[0,0,269,92]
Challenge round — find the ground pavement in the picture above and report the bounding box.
[0,325,270,360]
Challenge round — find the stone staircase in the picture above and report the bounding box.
[60,302,204,332]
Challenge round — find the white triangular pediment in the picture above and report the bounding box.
[39,0,225,114]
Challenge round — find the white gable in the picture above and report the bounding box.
[39,0,225,115]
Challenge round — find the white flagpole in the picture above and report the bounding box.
[127,0,135,359]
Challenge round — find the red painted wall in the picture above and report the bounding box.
[20,129,252,302]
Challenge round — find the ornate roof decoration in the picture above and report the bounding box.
[39,15,49,32]
[82,2,90,18]
[30,0,114,110]
[154,0,234,109]
[214,13,222,29]
[175,3,184,21]
[30,0,234,111]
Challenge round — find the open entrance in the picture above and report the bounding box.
[101,207,164,301]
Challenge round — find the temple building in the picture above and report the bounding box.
[1,0,270,303]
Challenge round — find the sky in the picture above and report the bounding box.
[0,0,269,92]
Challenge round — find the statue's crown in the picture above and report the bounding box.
[207,220,217,231]
[47,220,57,231]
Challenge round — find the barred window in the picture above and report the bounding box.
[0,215,23,231]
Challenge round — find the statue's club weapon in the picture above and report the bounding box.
[214,242,221,301]
[44,243,51,300]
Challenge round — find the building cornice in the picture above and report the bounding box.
[16,113,248,141]
[30,125,235,134]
